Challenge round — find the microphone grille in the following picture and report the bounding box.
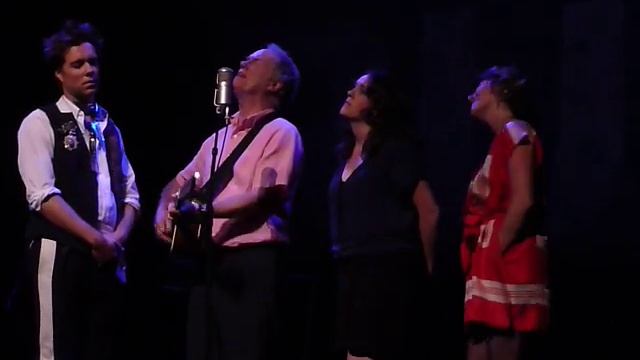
[217,67,234,83]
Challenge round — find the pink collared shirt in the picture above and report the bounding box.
[176,109,303,247]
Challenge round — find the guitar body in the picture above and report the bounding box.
[168,173,213,255]
[170,221,207,255]
[167,112,279,257]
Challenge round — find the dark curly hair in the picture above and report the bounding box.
[338,70,411,159]
[43,20,103,71]
[479,65,529,119]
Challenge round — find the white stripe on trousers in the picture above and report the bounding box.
[37,238,56,360]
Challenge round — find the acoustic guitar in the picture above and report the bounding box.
[168,172,212,255]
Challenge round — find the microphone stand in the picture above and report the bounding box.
[200,104,230,360]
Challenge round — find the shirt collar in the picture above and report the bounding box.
[229,108,275,134]
[57,95,109,130]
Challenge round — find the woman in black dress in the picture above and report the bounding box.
[329,70,439,360]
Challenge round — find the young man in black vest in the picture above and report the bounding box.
[154,44,303,360]
[17,20,140,360]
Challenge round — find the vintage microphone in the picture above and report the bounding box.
[213,67,234,122]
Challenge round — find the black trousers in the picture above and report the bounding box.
[28,238,125,360]
[187,244,283,360]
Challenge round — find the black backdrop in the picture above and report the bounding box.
[2,1,638,358]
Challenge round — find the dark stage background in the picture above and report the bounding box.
[2,1,638,359]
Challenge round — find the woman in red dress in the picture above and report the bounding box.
[462,66,548,360]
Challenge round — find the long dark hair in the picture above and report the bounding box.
[338,70,411,160]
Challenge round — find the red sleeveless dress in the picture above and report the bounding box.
[461,120,549,332]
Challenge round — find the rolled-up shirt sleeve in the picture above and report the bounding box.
[122,154,141,211]
[176,134,216,189]
[17,109,61,211]
[254,122,303,189]
[177,157,198,187]
[111,124,141,211]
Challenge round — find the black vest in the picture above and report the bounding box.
[26,103,127,250]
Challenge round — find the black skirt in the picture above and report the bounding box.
[334,251,426,359]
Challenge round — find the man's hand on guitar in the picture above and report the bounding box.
[154,202,175,243]
[174,195,209,224]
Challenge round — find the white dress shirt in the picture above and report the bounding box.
[18,96,140,231]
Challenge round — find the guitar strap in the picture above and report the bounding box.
[200,110,281,203]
